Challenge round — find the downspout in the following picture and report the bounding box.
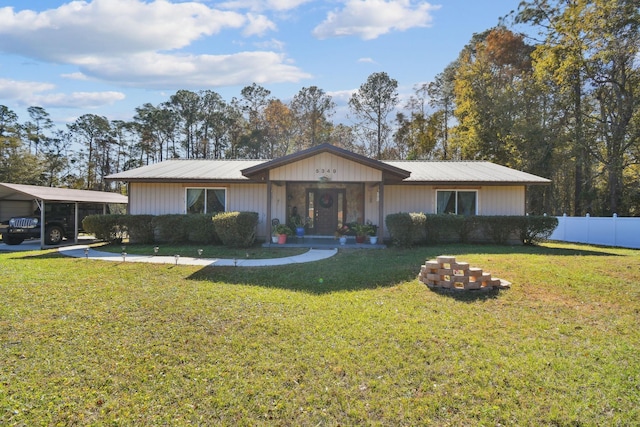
[266,178,272,242]
[378,182,384,241]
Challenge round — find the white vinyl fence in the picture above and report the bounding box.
[549,214,640,249]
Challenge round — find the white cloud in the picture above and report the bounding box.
[61,72,90,81]
[358,57,377,64]
[243,13,278,37]
[77,51,311,87]
[0,0,247,60]
[0,78,55,99]
[313,0,440,40]
[0,78,125,108]
[218,0,312,12]
[0,0,310,89]
[33,91,126,109]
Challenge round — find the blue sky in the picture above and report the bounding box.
[0,0,525,126]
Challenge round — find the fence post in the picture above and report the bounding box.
[613,213,617,247]
[585,213,590,245]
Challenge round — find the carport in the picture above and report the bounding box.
[0,182,127,249]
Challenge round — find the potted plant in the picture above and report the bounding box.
[335,225,349,245]
[352,223,369,244]
[366,221,378,244]
[274,224,292,244]
[290,215,310,237]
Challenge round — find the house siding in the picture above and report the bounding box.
[129,182,269,236]
[479,186,525,215]
[228,183,268,236]
[129,183,184,215]
[270,152,382,182]
[383,185,525,217]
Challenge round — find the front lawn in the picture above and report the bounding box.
[1,243,639,425]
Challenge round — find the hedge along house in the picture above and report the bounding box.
[106,143,550,242]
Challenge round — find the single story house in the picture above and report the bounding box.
[106,143,550,240]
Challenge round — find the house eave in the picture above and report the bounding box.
[241,143,411,181]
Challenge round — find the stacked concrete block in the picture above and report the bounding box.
[419,255,510,291]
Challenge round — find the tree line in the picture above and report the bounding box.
[1,0,638,216]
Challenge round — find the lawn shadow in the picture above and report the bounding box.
[424,285,503,302]
[185,242,627,295]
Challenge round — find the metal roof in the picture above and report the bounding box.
[106,159,264,182]
[383,161,551,185]
[0,182,128,203]
[105,157,550,186]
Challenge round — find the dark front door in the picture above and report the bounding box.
[311,189,345,235]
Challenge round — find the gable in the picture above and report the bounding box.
[270,152,383,182]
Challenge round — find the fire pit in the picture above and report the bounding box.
[419,255,511,291]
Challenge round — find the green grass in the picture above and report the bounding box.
[97,241,309,259]
[1,242,639,425]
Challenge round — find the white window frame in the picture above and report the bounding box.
[435,189,478,215]
[185,187,227,214]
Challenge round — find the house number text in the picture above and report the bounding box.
[316,168,337,174]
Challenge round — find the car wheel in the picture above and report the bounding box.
[3,235,25,245]
[46,226,64,245]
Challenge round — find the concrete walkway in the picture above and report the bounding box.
[57,244,338,267]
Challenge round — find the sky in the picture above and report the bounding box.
[0,0,526,127]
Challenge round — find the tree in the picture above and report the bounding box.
[517,0,640,215]
[349,72,399,159]
[453,27,537,166]
[232,84,273,158]
[68,114,112,190]
[199,90,229,159]
[24,106,53,155]
[0,105,45,184]
[169,90,201,159]
[264,99,295,158]
[427,64,457,159]
[41,129,73,188]
[290,86,336,149]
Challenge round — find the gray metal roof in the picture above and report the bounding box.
[383,161,551,185]
[106,159,264,182]
[106,158,550,185]
[0,182,128,203]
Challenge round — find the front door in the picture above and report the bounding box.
[309,189,345,235]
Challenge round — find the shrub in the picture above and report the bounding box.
[424,214,468,244]
[389,214,559,247]
[520,215,559,245]
[482,216,522,245]
[386,213,426,247]
[82,214,126,243]
[184,214,219,244]
[152,215,189,243]
[121,215,155,244]
[212,212,258,248]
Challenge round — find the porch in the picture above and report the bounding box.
[262,235,386,249]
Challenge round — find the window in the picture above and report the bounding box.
[436,190,477,216]
[186,188,226,214]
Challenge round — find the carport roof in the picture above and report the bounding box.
[0,182,128,204]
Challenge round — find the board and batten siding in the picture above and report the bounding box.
[270,184,286,227]
[129,183,184,215]
[479,186,525,215]
[270,152,382,182]
[383,185,526,217]
[228,183,268,237]
[128,182,269,236]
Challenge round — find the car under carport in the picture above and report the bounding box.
[0,182,128,249]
